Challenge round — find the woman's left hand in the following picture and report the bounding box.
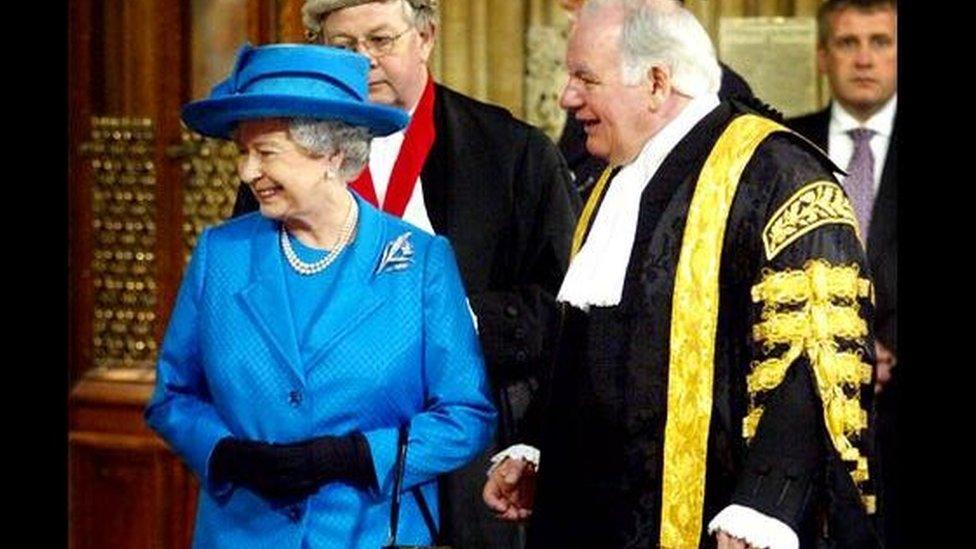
[211,437,321,500]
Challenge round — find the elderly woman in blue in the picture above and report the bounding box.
[145,43,496,548]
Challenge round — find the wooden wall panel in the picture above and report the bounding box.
[68,0,95,387]
[278,0,308,43]
[69,0,194,547]
[440,0,472,93]
[70,436,164,549]
[152,0,192,344]
[68,0,190,381]
[69,379,197,549]
[69,430,197,549]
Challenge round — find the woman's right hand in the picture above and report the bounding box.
[210,433,376,501]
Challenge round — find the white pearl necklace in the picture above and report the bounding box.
[280,195,358,276]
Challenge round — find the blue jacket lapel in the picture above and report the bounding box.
[304,195,390,369]
[236,217,306,385]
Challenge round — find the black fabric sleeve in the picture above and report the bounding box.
[469,127,579,445]
[729,135,879,547]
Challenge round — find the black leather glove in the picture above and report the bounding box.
[210,432,377,501]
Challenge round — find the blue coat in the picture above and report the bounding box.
[145,196,497,548]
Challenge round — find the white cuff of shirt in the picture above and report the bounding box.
[708,504,798,549]
[487,444,540,476]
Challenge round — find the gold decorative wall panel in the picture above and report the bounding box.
[170,130,240,262]
[83,117,159,376]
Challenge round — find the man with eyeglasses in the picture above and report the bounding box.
[230,1,579,548]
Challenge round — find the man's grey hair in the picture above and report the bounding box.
[582,0,721,97]
[303,0,439,40]
[288,119,372,181]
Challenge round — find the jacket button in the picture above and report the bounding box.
[504,304,519,318]
[515,350,527,363]
[287,390,302,406]
[514,328,526,340]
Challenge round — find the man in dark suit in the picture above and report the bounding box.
[231,2,579,548]
[788,0,899,545]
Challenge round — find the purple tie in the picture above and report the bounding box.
[842,128,876,240]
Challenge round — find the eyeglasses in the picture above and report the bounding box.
[328,27,413,57]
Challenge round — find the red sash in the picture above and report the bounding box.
[349,76,436,218]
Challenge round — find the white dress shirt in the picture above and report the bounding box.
[368,122,436,235]
[827,94,897,193]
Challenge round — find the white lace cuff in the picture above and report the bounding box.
[486,444,540,476]
[707,504,798,549]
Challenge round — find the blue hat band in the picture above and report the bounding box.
[232,45,369,99]
[237,71,365,103]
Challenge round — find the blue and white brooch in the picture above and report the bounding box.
[375,231,415,275]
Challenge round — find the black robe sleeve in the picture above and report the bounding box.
[729,134,880,548]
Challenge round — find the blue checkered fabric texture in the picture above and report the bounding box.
[145,194,497,548]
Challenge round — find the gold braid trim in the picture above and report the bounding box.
[762,180,860,260]
[746,260,874,508]
[751,261,872,304]
[852,457,870,483]
[742,405,765,440]
[747,345,803,393]
[753,306,867,344]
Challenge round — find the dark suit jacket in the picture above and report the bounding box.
[787,106,898,352]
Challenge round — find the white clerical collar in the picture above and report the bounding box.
[557,93,720,311]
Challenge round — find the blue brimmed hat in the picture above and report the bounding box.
[182,43,409,139]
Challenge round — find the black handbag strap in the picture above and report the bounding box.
[386,423,440,547]
[412,485,438,541]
